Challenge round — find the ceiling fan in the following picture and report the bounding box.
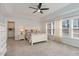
[29,3,49,14]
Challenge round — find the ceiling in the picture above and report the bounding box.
[0,3,70,19]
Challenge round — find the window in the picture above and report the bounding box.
[46,21,55,36]
[62,19,70,37]
[53,21,55,35]
[62,20,69,28]
[47,22,51,35]
[73,19,79,39]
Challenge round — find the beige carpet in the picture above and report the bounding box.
[5,39,79,56]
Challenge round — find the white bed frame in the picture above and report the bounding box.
[29,33,48,45]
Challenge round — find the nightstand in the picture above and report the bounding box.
[18,34,25,40]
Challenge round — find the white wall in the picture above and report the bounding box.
[0,16,7,33]
[13,17,41,34]
[0,16,41,40]
[40,21,46,33]
[0,16,7,24]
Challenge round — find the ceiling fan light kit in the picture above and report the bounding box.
[29,3,49,14]
[37,9,40,12]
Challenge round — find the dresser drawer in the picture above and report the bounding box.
[0,44,6,56]
[0,36,6,43]
[0,43,6,50]
[0,39,6,47]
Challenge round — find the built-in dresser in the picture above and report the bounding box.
[0,24,7,56]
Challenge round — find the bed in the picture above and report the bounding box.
[29,33,48,45]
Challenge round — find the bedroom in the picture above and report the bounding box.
[0,3,79,56]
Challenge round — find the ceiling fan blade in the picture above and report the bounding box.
[33,11,37,13]
[40,8,49,10]
[40,11,43,14]
[38,3,42,9]
[29,7,37,9]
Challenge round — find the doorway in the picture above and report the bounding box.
[8,21,15,39]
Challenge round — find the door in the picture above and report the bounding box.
[8,21,15,39]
